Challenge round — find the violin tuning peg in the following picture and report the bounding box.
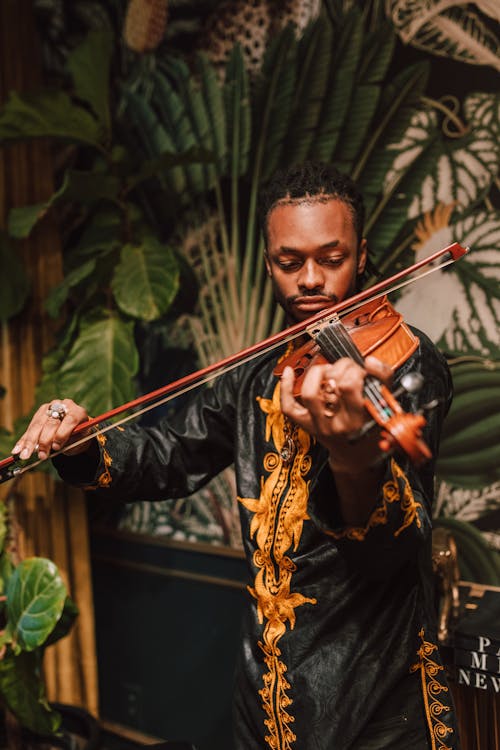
[400,372,424,394]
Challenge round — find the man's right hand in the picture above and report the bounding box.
[12,399,92,461]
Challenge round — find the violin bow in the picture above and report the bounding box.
[0,241,468,483]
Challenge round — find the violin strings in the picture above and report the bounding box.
[315,320,391,421]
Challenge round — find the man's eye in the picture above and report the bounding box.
[322,258,343,267]
[278,261,301,271]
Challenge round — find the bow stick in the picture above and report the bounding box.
[0,241,468,483]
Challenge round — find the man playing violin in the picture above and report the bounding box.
[13,162,459,749]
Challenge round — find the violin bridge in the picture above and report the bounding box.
[305,312,341,341]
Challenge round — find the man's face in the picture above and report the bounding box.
[264,198,367,323]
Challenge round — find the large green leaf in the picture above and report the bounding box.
[0,651,60,735]
[58,314,139,415]
[309,8,363,162]
[356,61,430,210]
[396,210,500,357]
[196,52,228,176]
[401,98,500,221]
[333,84,381,174]
[44,596,79,648]
[33,319,82,407]
[359,23,396,84]
[0,233,30,320]
[45,259,97,318]
[126,147,213,193]
[66,30,113,136]
[333,24,395,173]
[8,169,121,239]
[282,19,334,165]
[0,552,14,595]
[152,67,207,195]
[160,57,218,192]
[6,558,66,652]
[464,91,500,135]
[368,93,500,261]
[364,110,440,259]
[64,210,123,272]
[224,45,251,179]
[112,236,180,322]
[0,91,102,147]
[121,89,187,197]
[252,25,299,183]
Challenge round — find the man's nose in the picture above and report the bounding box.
[298,260,324,290]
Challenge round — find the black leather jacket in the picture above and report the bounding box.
[55,328,459,750]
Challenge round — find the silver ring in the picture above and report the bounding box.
[323,401,338,418]
[47,401,67,420]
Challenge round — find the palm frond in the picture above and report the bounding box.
[281,20,334,165]
[309,7,364,162]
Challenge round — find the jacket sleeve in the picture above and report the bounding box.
[53,369,239,502]
[307,331,452,576]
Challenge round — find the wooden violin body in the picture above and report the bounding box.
[274,296,419,389]
[274,296,432,465]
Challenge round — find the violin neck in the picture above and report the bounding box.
[310,315,365,367]
[311,317,394,424]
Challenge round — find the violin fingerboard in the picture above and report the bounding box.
[311,316,365,367]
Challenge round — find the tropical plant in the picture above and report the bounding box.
[0,497,76,740]
[119,2,499,436]
[436,358,500,489]
[385,0,500,71]
[0,29,205,447]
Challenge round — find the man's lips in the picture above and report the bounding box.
[291,296,337,311]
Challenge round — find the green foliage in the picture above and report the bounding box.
[66,30,114,136]
[437,359,500,488]
[6,559,66,652]
[0,506,76,735]
[56,315,139,415]
[0,29,208,418]
[0,651,60,735]
[112,237,180,322]
[0,233,30,321]
[0,91,103,147]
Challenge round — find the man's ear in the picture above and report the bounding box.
[264,251,272,277]
[357,239,368,275]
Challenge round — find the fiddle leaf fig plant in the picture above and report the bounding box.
[0,502,77,736]
[0,29,207,420]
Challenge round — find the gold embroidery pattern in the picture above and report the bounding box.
[84,430,113,489]
[410,629,454,750]
[324,458,422,541]
[239,381,316,750]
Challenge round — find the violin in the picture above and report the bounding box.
[0,241,469,483]
[274,294,431,464]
